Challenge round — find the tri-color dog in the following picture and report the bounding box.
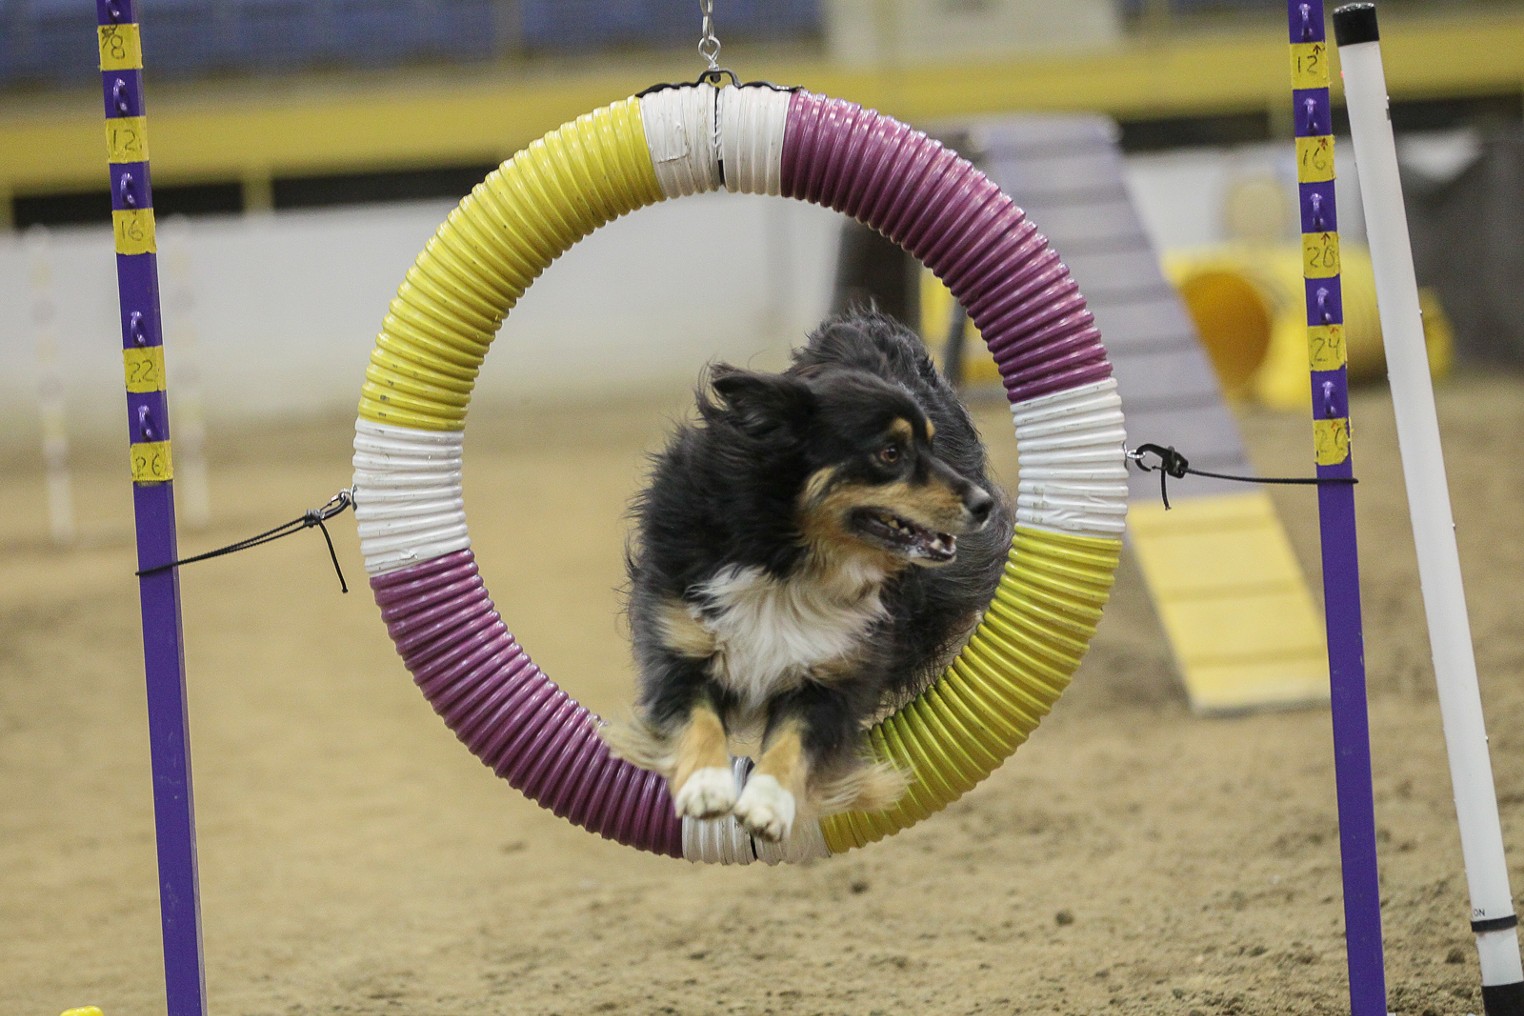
[602,310,1012,842]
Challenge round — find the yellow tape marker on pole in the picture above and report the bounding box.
[1296,135,1337,183]
[1313,417,1350,465]
[129,440,174,483]
[97,23,143,71]
[124,346,166,393]
[112,208,157,255]
[1289,41,1331,88]
[1307,323,1348,371]
[106,116,150,164]
[1302,230,1341,278]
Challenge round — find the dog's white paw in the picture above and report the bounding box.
[734,774,796,843]
[673,766,736,820]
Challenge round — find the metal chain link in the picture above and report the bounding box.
[698,0,721,70]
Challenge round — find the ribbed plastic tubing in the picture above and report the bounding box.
[353,84,1127,864]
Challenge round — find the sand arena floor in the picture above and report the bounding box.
[3,374,1522,1015]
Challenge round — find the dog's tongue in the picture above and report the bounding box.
[909,529,957,562]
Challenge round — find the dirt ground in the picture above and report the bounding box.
[3,371,1522,1016]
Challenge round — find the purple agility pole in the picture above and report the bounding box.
[98,0,208,1012]
[1287,3,1388,1012]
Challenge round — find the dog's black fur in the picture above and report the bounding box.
[603,310,1013,842]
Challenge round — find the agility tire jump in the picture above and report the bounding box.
[352,83,1128,864]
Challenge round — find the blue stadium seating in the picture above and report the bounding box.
[520,0,822,52]
[420,0,500,63]
[0,0,824,88]
[8,0,98,86]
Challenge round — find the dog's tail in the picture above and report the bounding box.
[810,755,913,817]
[595,715,677,779]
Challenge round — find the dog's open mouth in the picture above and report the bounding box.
[851,508,958,563]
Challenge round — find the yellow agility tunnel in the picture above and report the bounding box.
[1166,244,1453,410]
[926,243,1453,412]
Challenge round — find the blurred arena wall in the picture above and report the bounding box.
[0,193,840,447]
[1,0,1520,451]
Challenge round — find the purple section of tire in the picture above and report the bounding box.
[370,550,683,857]
[780,90,1112,402]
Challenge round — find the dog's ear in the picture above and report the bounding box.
[708,364,814,440]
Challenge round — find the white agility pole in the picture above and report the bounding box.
[26,226,77,547]
[160,217,212,531]
[1333,5,1524,1013]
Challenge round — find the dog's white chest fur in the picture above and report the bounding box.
[695,562,886,710]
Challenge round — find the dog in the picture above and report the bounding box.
[602,310,1012,843]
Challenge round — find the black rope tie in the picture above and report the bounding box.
[1127,443,1356,510]
[135,489,354,593]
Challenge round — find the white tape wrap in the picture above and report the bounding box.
[681,758,830,864]
[720,85,791,196]
[753,815,830,865]
[639,85,722,198]
[1010,378,1128,538]
[640,84,791,201]
[682,759,757,864]
[353,420,469,574]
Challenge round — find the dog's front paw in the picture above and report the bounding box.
[734,774,796,842]
[673,766,736,820]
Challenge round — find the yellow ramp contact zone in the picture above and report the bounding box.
[1128,490,1327,713]
[823,527,1121,852]
[357,97,664,431]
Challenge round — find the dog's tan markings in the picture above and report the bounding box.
[672,702,729,787]
[755,721,809,796]
[888,418,913,446]
[800,488,851,543]
[804,487,896,575]
[733,721,914,835]
[799,466,841,514]
[799,470,907,578]
[803,493,904,579]
[655,596,715,659]
[798,467,852,559]
[924,418,936,442]
[671,702,735,820]
[735,720,809,841]
[889,479,968,528]
[840,479,968,533]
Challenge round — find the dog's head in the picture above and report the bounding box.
[708,364,995,569]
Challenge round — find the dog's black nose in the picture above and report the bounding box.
[965,487,994,527]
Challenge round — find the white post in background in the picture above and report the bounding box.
[1333,6,1524,1013]
[160,216,212,531]
[26,226,77,547]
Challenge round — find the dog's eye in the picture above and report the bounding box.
[876,443,901,466]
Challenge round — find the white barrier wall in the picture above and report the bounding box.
[824,0,1121,64]
[7,129,1458,459]
[0,191,841,452]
